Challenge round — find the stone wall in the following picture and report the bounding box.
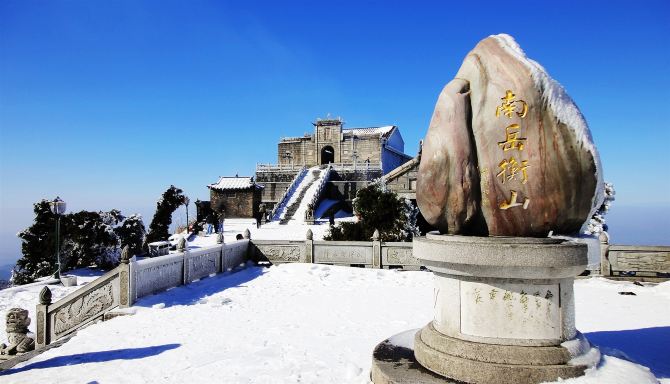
[277,121,385,168]
[256,169,301,205]
[384,157,419,200]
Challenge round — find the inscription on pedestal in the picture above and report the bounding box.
[460,281,560,340]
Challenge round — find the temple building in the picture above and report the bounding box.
[256,118,417,223]
[206,176,263,219]
[274,117,411,173]
[196,117,419,225]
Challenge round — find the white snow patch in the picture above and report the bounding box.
[1,252,668,383]
[547,355,659,384]
[388,328,418,349]
[0,268,104,334]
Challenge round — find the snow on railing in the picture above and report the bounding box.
[35,268,121,348]
[271,167,308,221]
[256,163,303,172]
[304,165,332,220]
[130,240,249,301]
[36,239,251,349]
[257,162,382,173]
[329,162,382,172]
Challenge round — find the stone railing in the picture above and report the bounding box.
[329,162,382,172]
[601,243,670,277]
[251,230,420,270]
[35,268,122,349]
[304,165,332,222]
[271,167,308,221]
[129,239,250,304]
[256,162,382,173]
[256,163,303,173]
[252,229,670,278]
[36,237,251,348]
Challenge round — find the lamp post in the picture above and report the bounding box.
[184,197,190,234]
[49,196,66,281]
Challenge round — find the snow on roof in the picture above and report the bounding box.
[208,176,258,191]
[343,125,395,138]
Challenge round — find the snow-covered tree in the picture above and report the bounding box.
[115,214,146,257]
[12,200,60,285]
[585,182,616,235]
[61,209,123,270]
[325,184,418,242]
[12,200,146,285]
[146,185,187,244]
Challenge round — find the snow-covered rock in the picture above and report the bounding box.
[418,34,603,237]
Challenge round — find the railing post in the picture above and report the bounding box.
[36,286,52,349]
[372,229,382,269]
[218,233,225,273]
[305,229,314,263]
[178,237,189,284]
[118,246,132,308]
[599,231,611,276]
[243,229,252,263]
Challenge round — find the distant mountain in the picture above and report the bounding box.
[0,264,14,281]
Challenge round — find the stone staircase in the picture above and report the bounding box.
[279,169,322,224]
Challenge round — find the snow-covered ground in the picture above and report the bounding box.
[0,268,104,340]
[186,218,337,248]
[0,263,668,383]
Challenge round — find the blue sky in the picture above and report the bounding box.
[1,0,669,266]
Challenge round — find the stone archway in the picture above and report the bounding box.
[321,145,334,165]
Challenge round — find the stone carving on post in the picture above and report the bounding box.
[177,237,187,252]
[372,34,603,384]
[0,308,35,360]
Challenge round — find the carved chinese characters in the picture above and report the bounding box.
[417,34,603,237]
[496,91,531,211]
[459,281,561,340]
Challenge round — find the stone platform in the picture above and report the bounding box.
[371,329,464,384]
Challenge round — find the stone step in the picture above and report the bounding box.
[280,169,322,224]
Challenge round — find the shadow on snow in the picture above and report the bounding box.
[134,264,268,308]
[0,344,180,375]
[586,326,670,378]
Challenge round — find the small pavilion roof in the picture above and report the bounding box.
[208,176,263,191]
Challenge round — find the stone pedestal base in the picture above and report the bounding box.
[372,234,600,384]
[414,322,593,384]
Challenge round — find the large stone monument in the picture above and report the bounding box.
[371,34,603,384]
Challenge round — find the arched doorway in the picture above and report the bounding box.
[321,145,334,165]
